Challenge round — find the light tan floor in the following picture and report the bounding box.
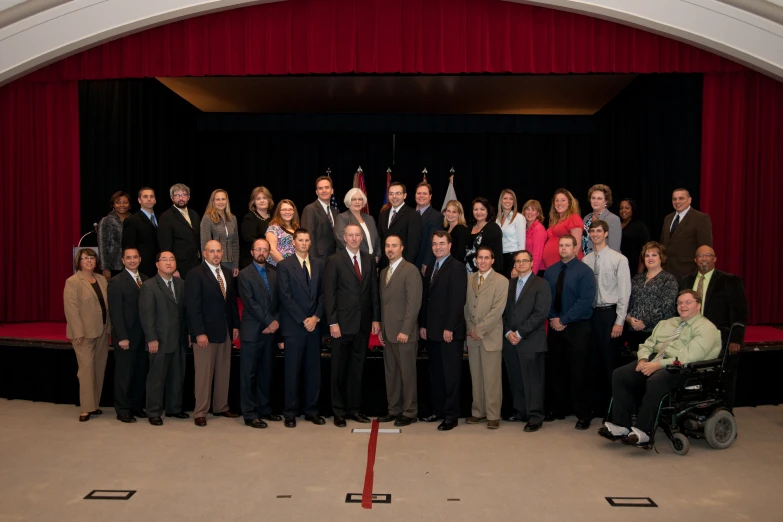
[0,400,781,522]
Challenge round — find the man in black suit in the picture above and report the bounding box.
[414,181,445,275]
[681,245,748,410]
[107,246,148,423]
[324,224,381,427]
[185,240,241,427]
[157,183,202,279]
[502,250,552,432]
[122,187,159,277]
[379,182,422,268]
[660,188,713,281]
[237,238,281,429]
[419,230,468,431]
[139,251,189,426]
[301,176,339,260]
[277,229,326,428]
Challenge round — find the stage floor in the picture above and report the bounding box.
[0,400,781,522]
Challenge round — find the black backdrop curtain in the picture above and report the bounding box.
[80,75,701,235]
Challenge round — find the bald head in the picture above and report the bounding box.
[204,240,224,266]
[694,245,716,275]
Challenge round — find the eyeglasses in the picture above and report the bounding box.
[172,193,189,198]
[251,248,268,252]
[388,191,403,196]
[695,254,715,259]
[677,300,697,306]
[515,259,532,264]
[80,256,96,261]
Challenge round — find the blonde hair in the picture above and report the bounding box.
[443,200,467,228]
[497,189,519,225]
[205,189,234,224]
[269,199,300,232]
[248,186,274,213]
[522,199,545,224]
[548,188,580,227]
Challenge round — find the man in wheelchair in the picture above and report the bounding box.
[599,289,721,446]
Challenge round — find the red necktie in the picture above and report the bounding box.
[353,255,362,282]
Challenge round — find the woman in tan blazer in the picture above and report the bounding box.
[64,248,110,422]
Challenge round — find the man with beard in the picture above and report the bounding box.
[157,183,202,278]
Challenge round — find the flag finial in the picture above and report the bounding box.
[326,167,332,176]
[357,165,363,173]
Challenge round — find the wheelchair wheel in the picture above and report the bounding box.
[670,433,690,456]
[704,409,737,449]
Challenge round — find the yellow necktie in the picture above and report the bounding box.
[478,274,484,289]
[135,276,142,289]
[386,265,394,286]
[696,274,704,301]
[216,268,226,299]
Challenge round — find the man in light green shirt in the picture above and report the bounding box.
[599,289,721,445]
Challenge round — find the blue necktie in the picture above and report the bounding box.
[259,267,270,293]
[516,277,525,302]
[150,213,157,228]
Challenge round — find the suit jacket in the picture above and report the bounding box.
[334,211,381,260]
[379,259,422,342]
[200,214,240,266]
[157,206,202,276]
[301,200,338,259]
[415,206,445,270]
[379,204,422,267]
[464,270,509,352]
[324,250,380,336]
[139,274,187,353]
[237,263,278,341]
[277,254,325,336]
[420,255,468,342]
[680,270,747,345]
[122,211,160,277]
[107,269,149,348]
[64,272,110,340]
[660,207,712,280]
[184,262,240,343]
[502,274,552,354]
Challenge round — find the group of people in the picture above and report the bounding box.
[64,179,746,442]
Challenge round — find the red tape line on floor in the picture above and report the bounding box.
[361,419,380,509]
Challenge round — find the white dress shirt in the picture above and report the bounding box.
[582,246,631,325]
[497,212,526,253]
[670,206,691,231]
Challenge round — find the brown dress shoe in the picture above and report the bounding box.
[194,417,207,427]
[487,420,500,429]
[466,416,487,424]
[213,410,240,418]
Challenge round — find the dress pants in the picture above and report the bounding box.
[146,344,185,417]
[590,305,619,414]
[545,319,592,420]
[283,332,321,418]
[330,332,369,417]
[384,341,418,419]
[467,344,502,421]
[193,329,232,418]
[240,334,275,420]
[72,329,109,412]
[503,343,546,424]
[611,360,685,433]
[428,340,463,421]
[113,337,147,415]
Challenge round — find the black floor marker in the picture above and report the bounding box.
[606,497,657,508]
[345,493,391,504]
[84,490,136,500]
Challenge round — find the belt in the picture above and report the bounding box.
[594,304,617,310]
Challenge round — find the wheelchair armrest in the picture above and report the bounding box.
[685,358,722,371]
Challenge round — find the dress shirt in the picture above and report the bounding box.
[125,269,142,286]
[692,269,714,313]
[140,208,156,225]
[670,206,692,231]
[507,271,533,338]
[205,261,223,283]
[253,261,270,291]
[388,204,405,227]
[347,248,362,275]
[417,205,430,215]
[295,253,311,276]
[543,258,596,324]
[478,268,493,280]
[497,213,526,253]
[358,222,373,254]
[388,257,404,273]
[318,199,333,223]
[432,254,450,281]
[582,246,631,325]
[636,314,721,367]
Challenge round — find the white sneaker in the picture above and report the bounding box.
[603,422,630,437]
[627,427,650,444]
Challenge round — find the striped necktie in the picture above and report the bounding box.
[215,268,226,299]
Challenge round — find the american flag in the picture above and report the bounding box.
[326,168,340,212]
[352,166,370,214]
[381,167,392,213]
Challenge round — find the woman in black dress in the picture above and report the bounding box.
[464,197,503,274]
[240,186,273,269]
[619,198,650,274]
[443,199,468,263]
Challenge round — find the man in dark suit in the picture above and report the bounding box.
[139,251,189,426]
[107,246,148,423]
[185,240,241,427]
[122,187,160,277]
[413,181,444,275]
[277,229,326,428]
[378,182,422,268]
[157,183,202,279]
[324,224,381,427]
[237,238,281,429]
[419,230,468,431]
[681,245,748,410]
[301,176,339,260]
[503,250,552,432]
[660,188,713,281]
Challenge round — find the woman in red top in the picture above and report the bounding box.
[542,188,583,269]
[521,199,548,275]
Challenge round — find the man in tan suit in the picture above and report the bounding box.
[660,188,712,281]
[464,246,509,429]
[377,234,423,427]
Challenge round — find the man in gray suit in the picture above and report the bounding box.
[660,188,713,281]
[502,250,552,432]
[139,251,188,426]
[377,235,422,427]
[301,176,339,260]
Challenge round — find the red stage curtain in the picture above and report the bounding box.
[0,82,80,322]
[702,71,783,324]
[22,0,740,83]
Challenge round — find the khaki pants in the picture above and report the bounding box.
[72,329,109,412]
[467,344,502,421]
[193,332,232,418]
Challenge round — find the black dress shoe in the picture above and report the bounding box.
[395,416,417,427]
[333,416,347,428]
[213,410,240,418]
[90,409,103,416]
[348,413,371,423]
[131,410,147,419]
[166,412,190,419]
[259,414,282,422]
[544,413,566,422]
[420,414,444,423]
[305,415,326,425]
[149,416,163,426]
[377,414,400,423]
[244,418,268,429]
[523,422,542,432]
[116,413,136,423]
[437,419,458,431]
[575,418,591,430]
[284,417,297,428]
[502,414,527,422]
[78,413,90,422]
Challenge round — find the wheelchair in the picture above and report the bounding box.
[601,323,743,456]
